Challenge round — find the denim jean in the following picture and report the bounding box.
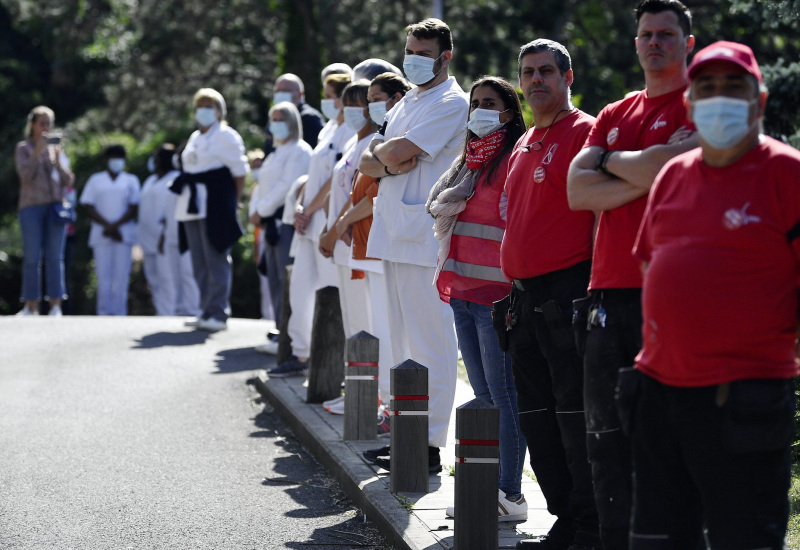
[19,203,67,301]
[450,298,525,498]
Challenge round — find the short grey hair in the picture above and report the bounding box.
[321,63,352,84]
[275,73,304,94]
[518,39,572,77]
[352,58,402,82]
[268,101,303,142]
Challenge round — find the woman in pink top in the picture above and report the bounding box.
[14,106,74,316]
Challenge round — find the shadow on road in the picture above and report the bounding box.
[131,330,211,349]
[212,347,269,374]
[251,401,388,549]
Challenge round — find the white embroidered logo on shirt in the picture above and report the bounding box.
[534,166,546,183]
[723,202,761,230]
[607,127,619,146]
[542,143,558,165]
[650,114,666,131]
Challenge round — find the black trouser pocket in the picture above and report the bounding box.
[721,379,795,454]
[615,366,642,438]
[492,294,511,352]
[571,296,591,358]
[540,300,573,351]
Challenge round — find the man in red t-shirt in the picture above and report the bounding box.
[629,41,800,550]
[501,39,599,550]
[565,2,698,548]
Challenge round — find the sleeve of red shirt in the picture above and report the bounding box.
[583,105,609,149]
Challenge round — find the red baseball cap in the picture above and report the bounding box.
[688,41,762,82]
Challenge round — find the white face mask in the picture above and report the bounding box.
[269,120,290,142]
[403,53,442,86]
[321,98,340,121]
[108,158,125,174]
[273,91,294,105]
[343,106,368,132]
[468,108,507,138]
[692,96,757,149]
[147,156,155,173]
[368,101,388,125]
[195,107,217,128]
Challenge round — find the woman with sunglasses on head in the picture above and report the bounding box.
[426,76,528,522]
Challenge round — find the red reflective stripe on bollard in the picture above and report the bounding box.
[455,439,499,446]
[346,361,379,367]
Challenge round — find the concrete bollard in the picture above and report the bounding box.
[389,360,429,494]
[306,286,345,404]
[276,265,293,366]
[454,398,500,550]
[343,331,379,441]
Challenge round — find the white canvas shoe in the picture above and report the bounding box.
[445,490,528,522]
[198,317,227,332]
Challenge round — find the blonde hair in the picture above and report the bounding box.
[25,106,55,137]
[323,73,352,97]
[193,88,227,120]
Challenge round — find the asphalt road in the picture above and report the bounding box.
[0,316,387,550]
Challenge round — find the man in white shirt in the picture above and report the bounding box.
[359,18,468,472]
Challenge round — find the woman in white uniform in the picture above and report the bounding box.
[249,102,312,327]
[267,73,354,377]
[79,145,140,316]
[172,88,249,332]
[139,144,200,316]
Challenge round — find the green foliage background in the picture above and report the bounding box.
[1,0,799,318]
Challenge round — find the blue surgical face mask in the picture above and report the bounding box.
[368,101,388,125]
[403,53,443,86]
[343,106,368,132]
[468,108,508,138]
[147,156,156,173]
[692,96,757,149]
[108,158,125,174]
[321,98,340,121]
[269,120,290,142]
[273,91,294,105]
[195,107,217,128]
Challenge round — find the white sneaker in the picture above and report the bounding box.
[184,316,203,327]
[198,317,227,332]
[15,306,38,316]
[445,490,528,522]
[254,341,279,355]
[327,400,345,415]
[48,305,63,317]
[323,395,345,410]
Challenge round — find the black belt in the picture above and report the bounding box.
[513,259,591,292]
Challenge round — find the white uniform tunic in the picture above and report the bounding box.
[79,170,141,315]
[364,76,468,448]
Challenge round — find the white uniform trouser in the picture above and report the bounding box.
[287,237,339,358]
[365,270,393,406]
[92,242,132,316]
[143,248,200,316]
[336,265,371,338]
[382,260,458,448]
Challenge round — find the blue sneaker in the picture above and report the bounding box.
[267,357,308,378]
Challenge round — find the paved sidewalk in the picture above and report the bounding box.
[254,370,556,550]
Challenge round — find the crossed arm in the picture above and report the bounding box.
[359,137,420,178]
[567,126,698,212]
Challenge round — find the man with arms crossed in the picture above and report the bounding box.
[566,1,697,547]
[629,41,799,549]
[504,39,599,550]
[359,18,468,471]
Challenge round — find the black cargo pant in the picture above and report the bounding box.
[507,260,600,547]
[582,289,642,550]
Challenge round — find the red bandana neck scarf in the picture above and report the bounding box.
[465,128,508,171]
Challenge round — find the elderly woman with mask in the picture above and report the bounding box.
[15,105,75,316]
[171,88,249,332]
